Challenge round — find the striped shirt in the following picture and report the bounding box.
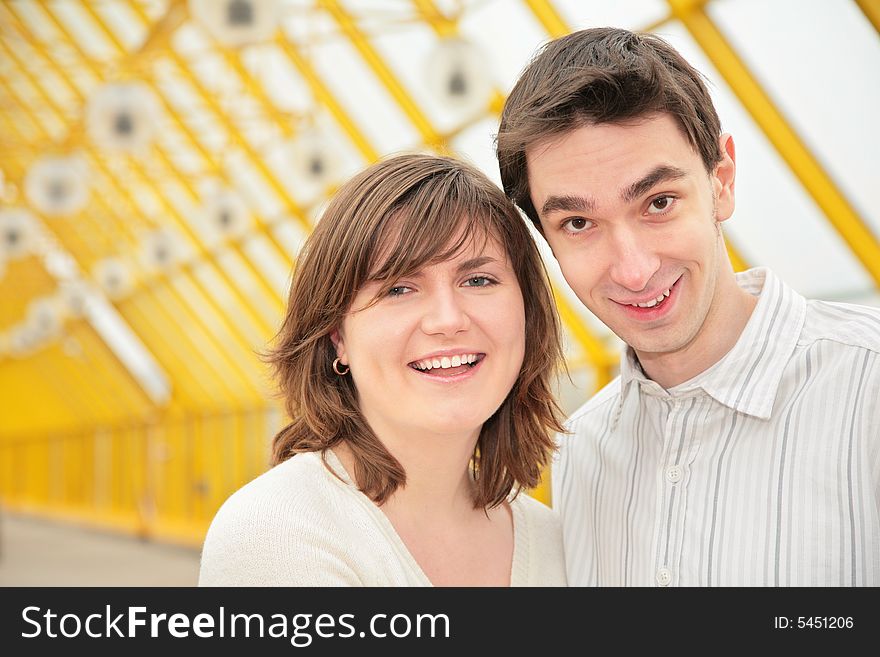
[553,268,880,586]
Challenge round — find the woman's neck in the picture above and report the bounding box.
[333,423,481,520]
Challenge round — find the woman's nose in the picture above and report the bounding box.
[419,289,471,336]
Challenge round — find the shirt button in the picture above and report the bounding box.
[656,567,672,586]
[665,465,683,483]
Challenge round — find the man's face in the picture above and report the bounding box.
[525,113,735,359]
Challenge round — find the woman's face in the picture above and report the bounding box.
[332,233,526,443]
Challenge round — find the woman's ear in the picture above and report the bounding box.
[330,328,348,364]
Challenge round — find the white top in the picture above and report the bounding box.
[199,449,567,586]
[554,268,880,586]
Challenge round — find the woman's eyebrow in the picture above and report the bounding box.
[456,256,496,273]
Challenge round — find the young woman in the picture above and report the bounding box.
[199,154,566,586]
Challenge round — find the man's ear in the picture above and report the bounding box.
[713,133,736,223]
[330,328,348,364]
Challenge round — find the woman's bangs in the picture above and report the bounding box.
[365,194,499,287]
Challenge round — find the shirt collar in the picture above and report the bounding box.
[618,268,806,420]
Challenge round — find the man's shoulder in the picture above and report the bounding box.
[801,298,880,355]
[564,376,622,429]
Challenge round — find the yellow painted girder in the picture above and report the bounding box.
[0,357,80,436]
[31,344,115,427]
[0,69,263,412]
[36,334,142,427]
[0,257,57,329]
[274,36,380,163]
[855,0,880,33]
[35,3,282,341]
[25,0,286,324]
[161,48,315,234]
[668,0,880,285]
[132,89,287,319]
[320,0,445,149]
[126,292,247,409]
[119,295,238,409]
[125,0,306,280]
[71,320,158,414]
[123,0,313,234]
[523,0,570,38]
[86,181,270,401]
[0,34,268,401]
[81,0,288,319]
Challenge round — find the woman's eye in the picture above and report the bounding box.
[562,217,593,234]
[463,276,495,288]
[387,286,411,297]
[647,195,674,214]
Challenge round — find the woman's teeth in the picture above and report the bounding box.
[412,354,479,371]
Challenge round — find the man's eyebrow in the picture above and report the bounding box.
[540,194,596,218]
[620,165,687,203]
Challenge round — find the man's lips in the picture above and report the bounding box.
[613,275,682,307]
[614,276,682,319]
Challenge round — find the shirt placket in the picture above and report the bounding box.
[652,394,693,587]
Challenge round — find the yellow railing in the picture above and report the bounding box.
[0,407,280,546]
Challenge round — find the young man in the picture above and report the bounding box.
[497,27,879,586]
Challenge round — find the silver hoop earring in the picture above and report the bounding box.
[332,358,350,376]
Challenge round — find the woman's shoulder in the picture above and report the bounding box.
[510,492,562,530]
[227,451,335,502]
[198,451,370,585]
[510,493,567,586]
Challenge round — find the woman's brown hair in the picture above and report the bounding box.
[266,153,564,509]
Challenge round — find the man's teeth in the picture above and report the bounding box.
[413,354,478,371]
[631,288,671,308]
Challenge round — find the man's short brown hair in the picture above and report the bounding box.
[497,27,723,227]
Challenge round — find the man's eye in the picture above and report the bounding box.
[647,196,674,214]
[562,217,593,234]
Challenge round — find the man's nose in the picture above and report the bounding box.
[607,228,661,292]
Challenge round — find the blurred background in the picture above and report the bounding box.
[0,0,878,585]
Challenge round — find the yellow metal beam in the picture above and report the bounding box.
[523,0,571,38]
[43,2,283,337]
[320,0,445,149]
[0,62,265,409]
[120,295,238,409]
[73,321,158,416]
[123,0,314,235]
[0,32,268,402]
[669,0,880,285]
[160,48,315,233]
[88,177,270,401]
[855,0,880,33]
[0,358,81,435]
[0,82,152,429]
[274,36,380,163]
[17,0,286,323]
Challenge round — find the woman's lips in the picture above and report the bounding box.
[408,354,485,382]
